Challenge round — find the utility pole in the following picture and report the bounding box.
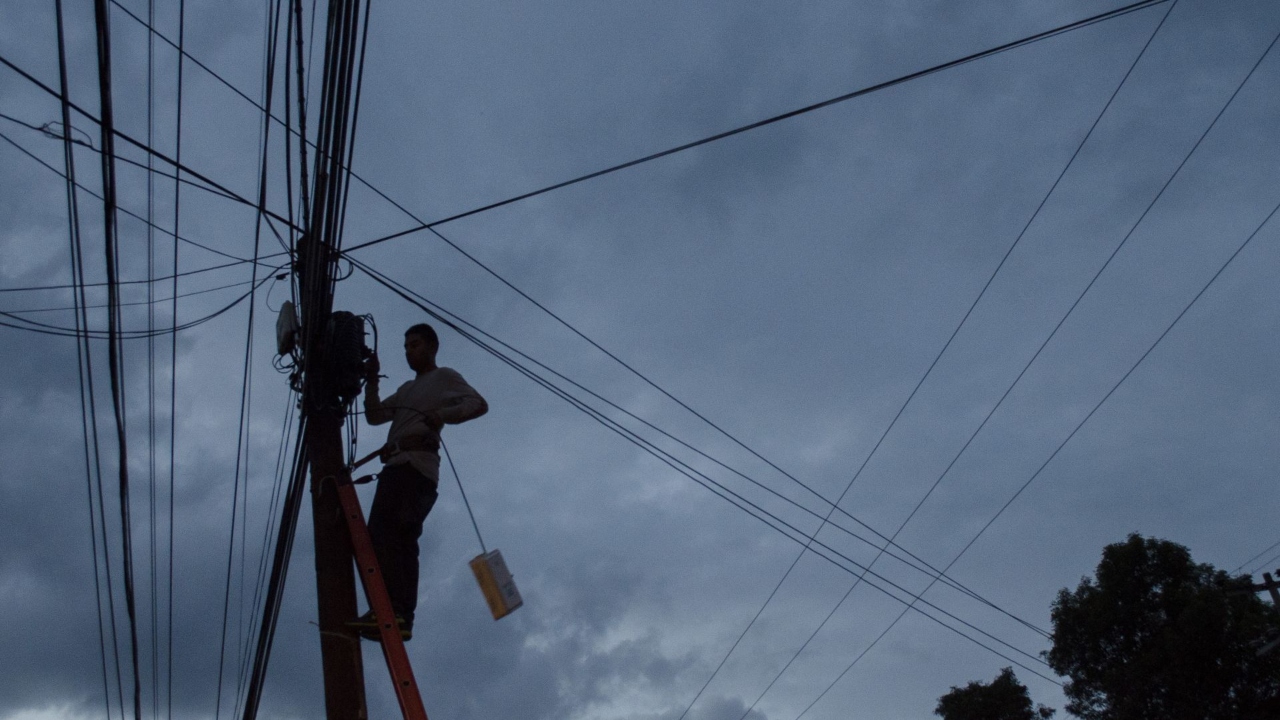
[1257,572,1280,606]
[1244,571,1280,657]
[293,1,373,716]
[303,370,367,718]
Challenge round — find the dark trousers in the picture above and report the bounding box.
[367,464,438,625]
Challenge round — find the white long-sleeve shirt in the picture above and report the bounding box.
[364,366,488,482]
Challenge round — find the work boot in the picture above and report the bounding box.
[345,610,412,641]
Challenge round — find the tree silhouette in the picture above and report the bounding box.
[935,667,1054,720]
[1047,534,1280,720]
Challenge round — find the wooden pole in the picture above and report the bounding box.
[308,410,368,719]
[294,1,371,715]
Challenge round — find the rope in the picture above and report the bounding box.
[441,438,486,555]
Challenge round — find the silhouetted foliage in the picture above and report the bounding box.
[935,667,1054,720]
[1047,534,1280,720]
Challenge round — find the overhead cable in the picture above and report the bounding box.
[215,2,283,714]
[0,52,303,238]
[2,277,264,315]
[791,31,1280,718]
[0,272,279,339]
[86,0,1169,641]
[0,127,257,264]
[349,257,1060,683]
[165,2,188,715]
[56,0,118,715]
[1235,538,1280,574]
[343,0,1173,252]
[336,252,1046,633]
[709,3,1186,717]
[102,0,1170,256]
[91,1,144,717]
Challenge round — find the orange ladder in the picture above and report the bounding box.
[337,455,429,720]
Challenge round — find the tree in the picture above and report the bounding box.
[1047,534,1280,720]
[935,667,1054,720]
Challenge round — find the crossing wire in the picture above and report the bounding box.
[797,199,1280,720]
[235,391,299,714]
[214,1,284,716]
[1236,539,1280,574]
[788,26,1280,720]
[0,120,265,265]
[81,8,1177,642]
[338,243,1046,636]
[145,0,160,714]
[10,0,1203,707]
[241,1,375,714]
[1251,551,1280,577]
[2,92,1039,640]
[167,3,188,713]
[342,0,1173,253]
[348,257,1061,683]
[0,111,279,246]
[54,0,117,716]
[239,4,315,715]
[0,78,1039,661]
[99,0,1170,265]
[91,1,145,718]
[0,271,282,340]
[0,51,306,244]
[1,277,268,315]
[714,3,1185,717]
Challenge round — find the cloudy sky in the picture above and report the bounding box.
[2,0,1279,718]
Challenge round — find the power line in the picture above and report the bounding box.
[1251,551,1280,577]
[216,1,283,714]
[91,1,144,717]
[349,257,1061,683]
[144,2,162,712]
[709,3,1187,717]
[0,126,257,264]
[0,272,279,339]
[800,196,1280,720]
[80,0,1164,647]
[790,37,1280,717]
[239,1,315,712]
[1,277,267,315]
[1237,538,1280,574]
[342,0,1173,253]
[0,253,282,295]
[167,1,188,715]
[234,391,298,714]
[335,253,1049,635]
[103,0,1170,260]
[0,109,280,226]
[242,0,378,712]
[55,0,118,715]
[0,51,304,240]
[29,9,1176,649]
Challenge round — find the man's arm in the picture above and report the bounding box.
[363,353,396,425]
[436,368,488,425]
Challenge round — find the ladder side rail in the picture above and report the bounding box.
[336,477,429,720]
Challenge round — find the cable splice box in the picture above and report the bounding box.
[469,549,522,620]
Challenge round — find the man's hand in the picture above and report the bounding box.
[363,352,381,382]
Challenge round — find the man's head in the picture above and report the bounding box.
[404,323,439,373]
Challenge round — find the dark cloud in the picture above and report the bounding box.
[3,1,1280,719]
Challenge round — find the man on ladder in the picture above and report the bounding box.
[349,322,488,640]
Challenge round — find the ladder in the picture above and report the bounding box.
[337,452,429,720]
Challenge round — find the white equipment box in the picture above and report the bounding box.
[469,549,523,620]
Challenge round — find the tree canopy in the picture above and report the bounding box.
[934,667,1054,720]
[1046,534,1280,720]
